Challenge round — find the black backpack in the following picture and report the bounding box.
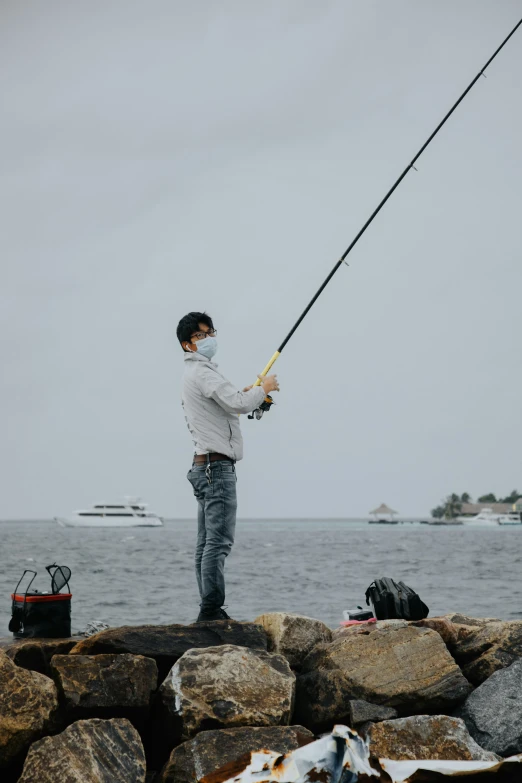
[365,577,429,621]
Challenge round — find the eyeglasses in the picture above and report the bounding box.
[191,329,217,341]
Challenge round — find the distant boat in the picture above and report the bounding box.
[369,503,399,524]
[457,508,503,526]
[55,497,163,528]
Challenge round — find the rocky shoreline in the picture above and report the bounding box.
[0,612,521,782]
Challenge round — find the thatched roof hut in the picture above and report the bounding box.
[369,503,398,519]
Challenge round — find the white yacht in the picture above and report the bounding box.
[457,508,503,525]
[55,497,163,528]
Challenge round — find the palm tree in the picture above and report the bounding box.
[444,493,462,519]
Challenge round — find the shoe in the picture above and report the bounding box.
[196,606,232,622]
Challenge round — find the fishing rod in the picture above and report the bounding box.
[249,16,522,420]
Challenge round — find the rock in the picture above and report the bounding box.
[1,637,82,677]
[445,613,501,628]
[294,624,472,731]
[253,613,332,671]
[18,718,146,782]
[51,653,158,721]
[444,614,502,648]
[160,644,295,740]
[375,619,410,629]
[367,715,499,762]
[254,612,332,671]
[332,620,408,643]
[451,620,522,685]
[0,650,59,768]
[458,657,522,757]
[157,725,314,783]
[348,699,398,726]
[69,621,267,683]
[410,617,459,648]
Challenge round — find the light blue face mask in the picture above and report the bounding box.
[196,336,217,359]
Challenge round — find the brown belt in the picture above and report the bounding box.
[193,453,234,465]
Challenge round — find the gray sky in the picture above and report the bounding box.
[1,1,521,520]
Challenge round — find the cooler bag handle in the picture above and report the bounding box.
[9,569,36,633]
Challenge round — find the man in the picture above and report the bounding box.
[177,311,279,622]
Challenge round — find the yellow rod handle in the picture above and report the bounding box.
[253,351,281,386]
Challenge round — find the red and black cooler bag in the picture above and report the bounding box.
[9,591,72,638]
[9,567,72,638]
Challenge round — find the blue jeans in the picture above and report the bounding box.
[187,460,237,611]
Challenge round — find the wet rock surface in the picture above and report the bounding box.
[253,612,332,671]
[458,657,522,757]
[0,650,58,768]
[157,725,314,783]
[367,715,499,762]
[0,637,81,677]
[69,621,267,682]
[51,653,158,720]
[451,619,522,685]
[294,624,472,730]
[18,718,146,782]
[160,644,295,740]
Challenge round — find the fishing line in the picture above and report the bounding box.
[249,17,522,420]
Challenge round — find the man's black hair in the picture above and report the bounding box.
[176,312,214,351]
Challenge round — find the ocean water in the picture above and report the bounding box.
[0,519,521,635]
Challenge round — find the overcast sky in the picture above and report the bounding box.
[1,1,521,520]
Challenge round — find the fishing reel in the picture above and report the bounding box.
[248,395,274,420]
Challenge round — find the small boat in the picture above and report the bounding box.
[55,497,163,528]
[497,513,522,526]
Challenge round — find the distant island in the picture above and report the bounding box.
[431,490,522,519]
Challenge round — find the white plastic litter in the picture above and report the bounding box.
[213,724,377,783]
[209,725,522,783]
[380,754,522,782]
[80,620,110,637]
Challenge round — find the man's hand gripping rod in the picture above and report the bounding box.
[247,351,280,420]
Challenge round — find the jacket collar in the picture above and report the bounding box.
[183,352,217,367]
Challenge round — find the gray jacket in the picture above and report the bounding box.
[181,352,266,461]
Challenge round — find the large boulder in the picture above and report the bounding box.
[157,725,314,783]
[458,657,522,757]
[51,653,158,722]
[0,650,59,768]
[294,624,472,731]
[253,613,332,671]
[0,637,81,677]
[367,715,498,762]
[18,718,146,782]
[160,644,295,741]
[450,620,522,685]
[69,622,267,683]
